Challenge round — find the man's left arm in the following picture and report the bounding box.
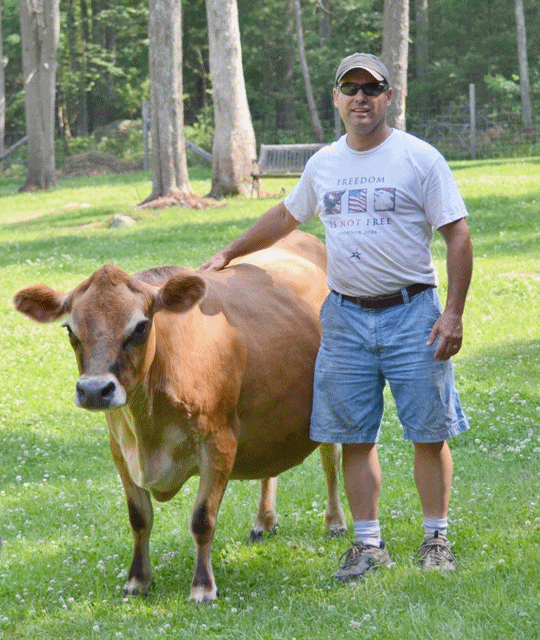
[427,217,473,361]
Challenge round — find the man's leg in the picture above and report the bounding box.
[333,443,392,581]
[413,440,456,570]
[413,440,452,519]
[342,442,381,522]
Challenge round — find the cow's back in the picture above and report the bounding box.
[229,230,328,316]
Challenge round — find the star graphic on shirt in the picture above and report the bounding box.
[349,249,362,260]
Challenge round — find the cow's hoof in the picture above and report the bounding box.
[248,525,278,544]
[327,525,348,538]
[122,579,152,597]
[248,529,264,544]
[190,586,218,604]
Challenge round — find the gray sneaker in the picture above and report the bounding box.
[414,531,456,571]
[332,541,392,582]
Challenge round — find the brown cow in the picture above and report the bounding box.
[13,230,346,603]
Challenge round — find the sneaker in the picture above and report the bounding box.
[414,531,456,571]
[332,541,392,582]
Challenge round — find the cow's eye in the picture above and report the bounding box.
[127,319,150,346]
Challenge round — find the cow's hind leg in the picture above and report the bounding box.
[249,477,278,543]
[319,443,347,536]
[110,436,154,596]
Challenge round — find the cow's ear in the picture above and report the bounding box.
[13,285,69,323]
[154,274,206,314]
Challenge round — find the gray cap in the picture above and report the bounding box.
[335,53,390,85]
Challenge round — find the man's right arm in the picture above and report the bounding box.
[198,201,301,271]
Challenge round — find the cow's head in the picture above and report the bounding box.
[14,265,206,411]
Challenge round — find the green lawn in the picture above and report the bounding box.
[1,159,539,639]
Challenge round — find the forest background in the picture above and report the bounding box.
[2,0,539,173]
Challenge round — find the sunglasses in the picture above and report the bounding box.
[337,81,389,97]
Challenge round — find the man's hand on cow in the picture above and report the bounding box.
[198,252,230,272]
[426,310,463,361]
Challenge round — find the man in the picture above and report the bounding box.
[200,53,472,581]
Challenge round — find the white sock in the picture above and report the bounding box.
[423,517,448,540]
[353,520,381,548]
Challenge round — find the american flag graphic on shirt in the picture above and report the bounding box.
[348,189,367,213]
[323,191,346,215]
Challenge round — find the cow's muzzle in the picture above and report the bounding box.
[75,374,127,410]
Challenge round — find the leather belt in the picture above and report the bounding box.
[333,283,434,310]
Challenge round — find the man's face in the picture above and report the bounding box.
[333,68,392,139]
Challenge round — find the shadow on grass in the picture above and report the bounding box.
[1,214,262,272]
[450,156,540,172]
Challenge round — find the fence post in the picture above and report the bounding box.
[142,101,149,171]
[469,83,477,160]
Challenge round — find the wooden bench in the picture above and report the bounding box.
[251,143,328,197]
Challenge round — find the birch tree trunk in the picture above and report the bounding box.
[415,0,428,80]
[294,0,324,143]
[206,0,257,198]
[19,0,60,191]
[514,0,533,130]
[275,1,296,134]
[381,0,409,131]
[143,0,193,205]
[0,1,5,171]
[414,0,429,118]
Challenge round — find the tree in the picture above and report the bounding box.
[142,0,194,206]
[206,0,257,198]
[414,0,428,80]
[0,0,5,170]
[514,0,533,130]
[19,0,60,191]
[294,0,324,142]
[382,0,409,130]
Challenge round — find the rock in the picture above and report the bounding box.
[110,214,136,228]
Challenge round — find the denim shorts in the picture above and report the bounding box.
[310,288,470,444]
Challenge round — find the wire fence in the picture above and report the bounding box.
[2,85,539,175]
[409,109,539,161]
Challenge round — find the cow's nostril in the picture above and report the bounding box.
[101,381,116,398]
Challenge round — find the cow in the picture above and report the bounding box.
[13,230,347,603]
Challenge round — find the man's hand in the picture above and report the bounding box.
[198,252,230,272]
[427,310,463,360]
[197,201,300,273]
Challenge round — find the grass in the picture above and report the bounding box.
[1,159,539,639]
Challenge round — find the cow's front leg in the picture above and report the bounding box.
[189,428,237,603]
[110,435,154,596]
[319,443,347,535]
[249,477,278,542]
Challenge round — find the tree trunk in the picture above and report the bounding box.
[382,0,409,131]
[275,1,296,135]
[294,0,325,143]
[415,0,428,80]
[19,0,60,191]
[318,0,331,46]
[206,0,257,198]
[318,0,334,122]
[0,1,5,173]
[514,0,533,130]
[414,0,429,118]
[142,0,193,206]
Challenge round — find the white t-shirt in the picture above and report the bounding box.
[284,129,468,297]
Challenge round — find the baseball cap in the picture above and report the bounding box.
[335,53,390,85]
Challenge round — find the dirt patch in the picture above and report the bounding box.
[140,191,216,210]
[59,151,143,177]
